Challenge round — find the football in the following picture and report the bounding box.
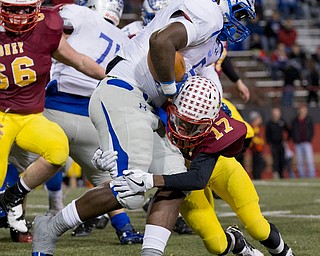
[147,51,186,82]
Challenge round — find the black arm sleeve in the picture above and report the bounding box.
[162,153,217,190]
[221,56,240,83]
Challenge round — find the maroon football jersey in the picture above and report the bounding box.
[191,109,247,159]
[0,8,63,114]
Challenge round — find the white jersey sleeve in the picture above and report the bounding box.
[50,4,130,97]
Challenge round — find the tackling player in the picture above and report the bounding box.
[0,0,105,240]
[31,0,257,255]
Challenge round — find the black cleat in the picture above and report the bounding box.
[173,216,193,235]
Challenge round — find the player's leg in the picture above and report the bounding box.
[0,113,68,232]
[32,182,123,255]
[32,79,158,254]
[51,108,143,243]
[180,188,229,254]
[213,156,294,255]
[181,186,262,256]
[142,132,188,256]
[45,170,64,216]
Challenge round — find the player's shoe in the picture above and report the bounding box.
[226,225,264,256]
[10,228,33,243]
[93,215,109,229]
[7,204,28,233]
[32,215,58,256]
[173,216,193,235]
[71,222,94,237]
[0,191,28,233]
[71,216,109,237]
[116,223,144,245]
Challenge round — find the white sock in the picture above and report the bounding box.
[61,200,82,227]
[20,178,31,191]
[142,224,171,253]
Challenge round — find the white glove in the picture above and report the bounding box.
[91,148,118,178]
[110,169,154,198]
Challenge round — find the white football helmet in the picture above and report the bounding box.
[141,0,170,26]
[77,0,123,26]
[0,0,42,33]
[218,0,256,43]
[167,76,221,149]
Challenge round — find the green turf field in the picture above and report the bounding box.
[1,178,319,255]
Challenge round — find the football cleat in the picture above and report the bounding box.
[173,216,193,235]
[116,223,144,245]
[93,215,109,229]
[0,190,27,232]
[7,204,28,233]
[71,222,94,237]
[226,225,264,256]
[10,228,33,243]
[32,215,58,256]
[71,216,109,237]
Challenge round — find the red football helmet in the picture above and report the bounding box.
[0,0,42,33]
[167,76,221,149]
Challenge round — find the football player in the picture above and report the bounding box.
[31,0,256,255]
[0,0,105,240]
[7,0,144,245]
[111,2,294,254]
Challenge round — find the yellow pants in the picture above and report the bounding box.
[0,111,69,187]
[180,156,270,254]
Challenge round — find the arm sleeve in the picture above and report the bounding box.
[162,153,217,190]
[221,56,240,83]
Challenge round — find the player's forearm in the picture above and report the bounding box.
[153,153,217,190]
[221,56,240,83]
[78,54,106,80]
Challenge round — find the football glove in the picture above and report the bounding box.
[91,148,118,178]
[110,169,154,198]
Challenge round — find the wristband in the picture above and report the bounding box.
[160,81,177,97]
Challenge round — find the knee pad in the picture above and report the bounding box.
[116,193,145,210]
[246,216,270,241]
[43,139,69,167]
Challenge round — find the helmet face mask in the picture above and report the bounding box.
[166,76,222,149]
[0,0,41,33]
[218,0,256,43]
[77,0,123,26]
[141,0,170,26]
[167,104,214,149]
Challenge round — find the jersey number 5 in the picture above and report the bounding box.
[0,56,36,90]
